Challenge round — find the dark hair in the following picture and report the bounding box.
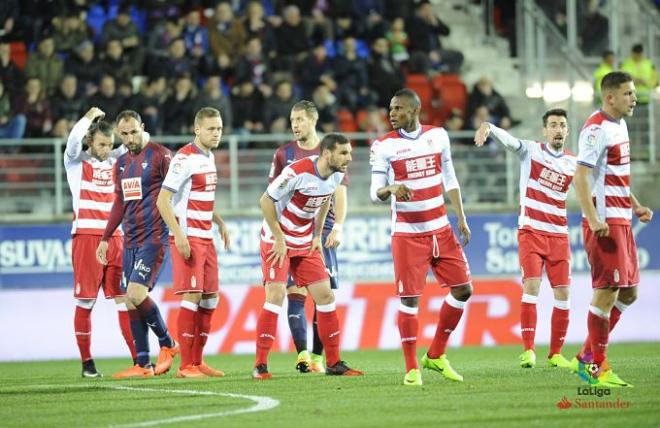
[602,50,614,59]
[632,43,643,54]
[194,106,221,126]
[542,108,567,126]
[116,109,142,124]
[600,71,633,92]
[393,88,421,109]
[320,133,350,154]
[291,100,319,121]
[85,120,114,143]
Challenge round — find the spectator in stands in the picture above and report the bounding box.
[467,76,517,130]
[0,80,26,140]
[128,75,167,135]
[25,33,63,96]
[235,37,273,89]
[273,5,311,73]
[579,0,609,56]
[298,42,335,99]
[52,12,90,54]
[0,0,19,41]
[85,74,123,121]
[0,39,24,96]
[196,75,233,134]
[243,0,277,58]
[100,39,135,84]
[593,50,614,102]
[208,2,247,71]
[146,16,182,71]
[333,37,371,112]
[264,80,296,133]
[620,43,657,105]
[162,74,198,136]
[368,37,404,109]
[333,12,366,41]
[100,3,144,73]
[65,40,101,97]
[13,76,52,138]
[358,104,388,144]
[386,17,409,64]
[311,83,337,133]
[51,74,85,124]
[231,80,266,147]
[353,0,388,41]
[406,0,463,74]
[156,38,196,81]
[383,0,415,22]
[181,9,210,63]
[444,107,471,145]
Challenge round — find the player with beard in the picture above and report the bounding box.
[474,109,577,369]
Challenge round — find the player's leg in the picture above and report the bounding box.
[306,279,362,376]
[423,230,471,382]
[176,292,206,378]
[545,236,571,368]
[391,235,428,385]
[194,242,224,377]
[286,285,311,372]
[519,278,541,368]
[74,298,99,377]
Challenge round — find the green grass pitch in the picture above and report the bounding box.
[1,343,659,428]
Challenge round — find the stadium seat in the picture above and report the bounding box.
[337,109,358,133]
[431,74,467,125]
[9,42,27,70]
[405,74,433,123]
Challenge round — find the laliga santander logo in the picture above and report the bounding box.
[556,396,572,410]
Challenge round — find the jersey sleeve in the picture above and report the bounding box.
[266,165,299,201]
[162,152,192,193]
[577,125,606,168]
[489,124,529,159]
[440,130,460,191]
[369,140,389,174]
[268,149,285,184]
[159,147,173,178]
[64,117,91,165]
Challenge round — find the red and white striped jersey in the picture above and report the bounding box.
[262,156,343,249]
[370,126,459,236]
[162,142,217,241]
[64,117,126,236]
[578,110,632,225]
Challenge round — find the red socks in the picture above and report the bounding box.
[178,303,197,368]
[316,303,341,367]
[255,303,280,366]
[117,306,136,361]
[580,304,624,358]
[193,306,215,365]
[520,302,537,351]
[549,306,569,357]
[398,307,419,371]
[74,305,92,361]
[588,307,610,365]
[428,294,465,359]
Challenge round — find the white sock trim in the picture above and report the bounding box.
[444,293,466,310]
[263,302,282,314]
[115,302,128,312]
[316,302,336,313]
[614,300,629,313]
[553,299,570,310]
[521,293,539,304]
[76,299,95,310]
[398,303,419,315]
[181,300,199,312]
[200,297,218,309]
[589,305,610,319]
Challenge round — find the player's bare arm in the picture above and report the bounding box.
[95,240,108,265]
[446,187,471,246]
[212,212,231,250]
[631,193,653,223]
[377,184,414,201]
[260,192,287,268]
[312,197,332,255]
[325,184,347,248]
[473,122,492,147]
[574,164,609,237]
[156,188,191,259]
[84,107,105,122]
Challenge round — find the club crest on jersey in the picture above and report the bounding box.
[172,162,182,174]
[587,134,596,145]
[122,177,143,200]
[141,161,148,169]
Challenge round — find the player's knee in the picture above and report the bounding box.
[314,290,335,305]
[265,283,286,305]
[400,296,419,308]
[617,289,637,305]
[76,299,96,310]
[451,284,473,301]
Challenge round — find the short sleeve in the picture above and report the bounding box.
[439,130,459,191]
[159,147,173,178]
[370,141,389,174]
[577,125,606,168]
[162,153,192,193]
[268,149,285,184]
[266,165,299,201]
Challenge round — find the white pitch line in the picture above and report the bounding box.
[1,383,279,427]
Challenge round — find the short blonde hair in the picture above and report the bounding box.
[194,107,221,126]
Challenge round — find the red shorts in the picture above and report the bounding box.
[72,234,123,299]
[260,241,328,286]
[170,237,219,294]
[583,223,639,288]
[392,226,472,297]
[518,229,571,287]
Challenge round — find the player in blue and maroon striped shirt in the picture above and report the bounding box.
[96,110,179,378]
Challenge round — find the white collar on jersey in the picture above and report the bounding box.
[543,144,565,157]
[398,126,422,139]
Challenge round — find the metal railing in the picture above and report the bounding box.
[0,131,530,222]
